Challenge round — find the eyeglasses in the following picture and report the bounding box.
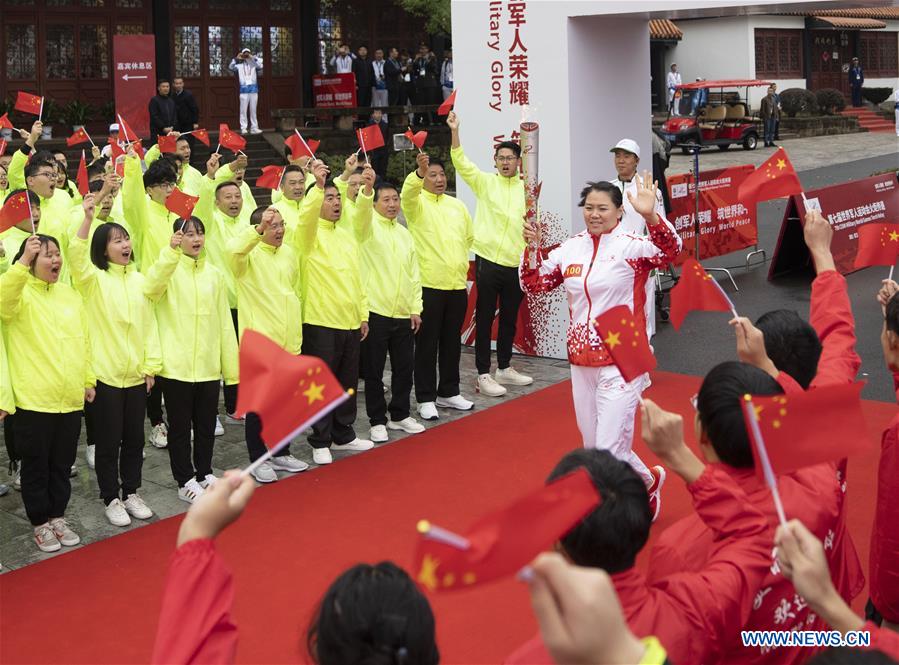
[33,171,57,179]
[495,156,518,163]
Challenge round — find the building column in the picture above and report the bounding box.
[152,0,173,80]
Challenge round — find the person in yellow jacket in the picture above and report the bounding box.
[1,234,95,553]
[122,150,180,272]
[333,153,365,222]
[66,176,130,247]
[143,135,204,196]
[70,194,161,527]
[51,149,83,206]
[143,220,239,503]
[401,151,475,421]
[213,153,257,212]
[295,160,373,465]
[448,111,533,397]
[0,190,41,276]
[272,164,307,244]
[227,205,310,481]
[358,179,427,444]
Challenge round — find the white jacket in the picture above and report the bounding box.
[520,220,681,366]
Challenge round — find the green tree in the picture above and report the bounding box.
[393,0,451,36]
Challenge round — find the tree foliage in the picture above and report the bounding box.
[393,0,451,36]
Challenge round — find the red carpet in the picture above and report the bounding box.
[0,371,892,664]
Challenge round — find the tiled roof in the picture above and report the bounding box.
[813,16,887,28]
[650,19,682,40]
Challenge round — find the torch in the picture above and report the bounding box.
[520,121,540,270]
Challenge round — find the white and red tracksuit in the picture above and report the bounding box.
[519,219,681,484]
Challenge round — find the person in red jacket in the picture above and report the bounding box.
[505,370,775,665]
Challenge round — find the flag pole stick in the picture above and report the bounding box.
[889,264,895,282]
[293,129,315,158]
[240,391,352,478]
[744,397,789,528]
[416,520,471,550]
[24,192,36,235]
[358,129,369,164]
[215,144,221,155]
[38,97,44,123]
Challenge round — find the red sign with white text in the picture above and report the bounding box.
[113,35,156,139]
[667,164,758,264]
[769,173,899,278]
[312,74,357,108]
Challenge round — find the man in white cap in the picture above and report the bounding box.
[100,123,121,159]
[609,139,669,336]
[228,48,263,135]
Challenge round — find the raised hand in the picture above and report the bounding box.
[206,152,221,178]
[18,235,41,266]
[170,230,184,249]
[312,160,329,188]
[415,151,430,177]
[523,218,541,246]
[25,121,43,148]
[446,111,460,131]
[361,163,376,194]
[877,279,899,311]
[343,152,359,175]
[82,193,96,220]
[627,170,660,222]
[176,471,256,546]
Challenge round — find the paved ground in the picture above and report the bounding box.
[1,131,897,571]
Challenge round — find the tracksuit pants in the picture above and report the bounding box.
[159,378,218,487]
[90,382,147,504]
[569,365,652,487]
[302,324,361,448]
[474,256,524,375]
[239,93,259,132]
[362,312,415,426]
[415,287,467,403]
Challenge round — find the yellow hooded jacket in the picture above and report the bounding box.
[122,154,179,271]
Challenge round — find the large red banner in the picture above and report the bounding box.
[113,35,156,139]
[312,74,357,108]
[667,164,758,264]
[769,173,899,278]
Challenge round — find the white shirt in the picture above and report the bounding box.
[330,54,354,74]
[372,59,385,82]
[666,71,682,90]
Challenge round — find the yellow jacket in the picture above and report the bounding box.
[68,236,162,388]
[357,203,422,319]
[144,144,204,197]
[0,326,15,415]
[0,263,94,412]
[0,227,32,276]
[194,176,244,308]
[143,247,239,384]
[227,226,303,353]
[8,150,76,231]
[273,195,304,247]
[451,145,526,268]
[213,163,257,215]
[66,208,131,248]
[293,186,367,329]
[400,170,473,290]
[122,154,179,270]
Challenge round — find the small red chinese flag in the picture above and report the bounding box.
[108,138,126,161]
[742,382,869,481]
[0,113,13,130]
[76,150,89,196]
[0,192,32,234]
[116,113,141,143]
[157,134,178,154]
[66,127,91,148]
[356,124,385,152]
[437,89,457,116]
[256,165,286,190]
[593,305,656,382]
[0,140,7,157]
[854,223,899,269]
[193,128,211,147]
[218,123,246,152]
[284,133,320,159]
[669,258,735,330]
[737,147,802,204]
[164,188,199,220]
[235,330,350,449]
[404,128,428,149]
[15,91,43,116]
[412,468,600,592]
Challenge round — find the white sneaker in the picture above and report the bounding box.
[370,424,389,442]
[123,493,153,520]
[49,517,80,546]
[495,366,534,386]
[105,498,132,526]
[86,444,95,469]
[269,455,309,473]
[418,402,439,421]
[214,416,224,437]
[13,464,20,491]
[250,461,278,483]
[69,464,77,477]
[200,473,218,488]
[34,524,61,552]
[387,417,426,434]
[312,448,333,465]
[331,438,374,452]
[436,394,475,411]
[177,478,205,504]
[476,374,507,397]
[149,423,168,448]
[250,128,263,135]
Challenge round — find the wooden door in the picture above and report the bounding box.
[809,30,851,95]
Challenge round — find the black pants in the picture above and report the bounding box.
[159,377,218,487]
[851,85,863,107]
[245,412,291,462]
[415,287,467,402]
[14,409,81,526]
[146,382,165,426]
[4,413,18,466]
[474,257,524,375]
[222,308,240,415]
[362,312,415,426]
[92,382,147,504]
[301,324,360,448]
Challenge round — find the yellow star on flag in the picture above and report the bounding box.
[604,331,621,349]
[889,231,899,242]
[776,159,786,170]
[302,381,325,405]
[417,554,440,591]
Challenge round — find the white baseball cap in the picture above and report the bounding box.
[109,123,120,133]
[241,48,251,53]
[610,139,640,159]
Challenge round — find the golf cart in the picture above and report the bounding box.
[660,79,771,152]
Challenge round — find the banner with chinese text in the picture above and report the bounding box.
[113,35,156,139]
[312,74,357,108]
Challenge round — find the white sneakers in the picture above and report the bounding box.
[86,444,95,469]
[34,524,61,552]
[435,394,474,411]
[477,374,507,397]
[332,438,374,452]
[149,423,168,448]
[495,367,533,386]
[312,448,333,465]
[251,461,278,483]
[214,416,225,437]
[124,493,153,519]
[370,424,389,442]
[388,417,426,434]
[105,498,131,526]
[418,402,439,421]
[270,455,309,473]
[178,478,205,504]
[49,518,80,546]
[200,474,217,488]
